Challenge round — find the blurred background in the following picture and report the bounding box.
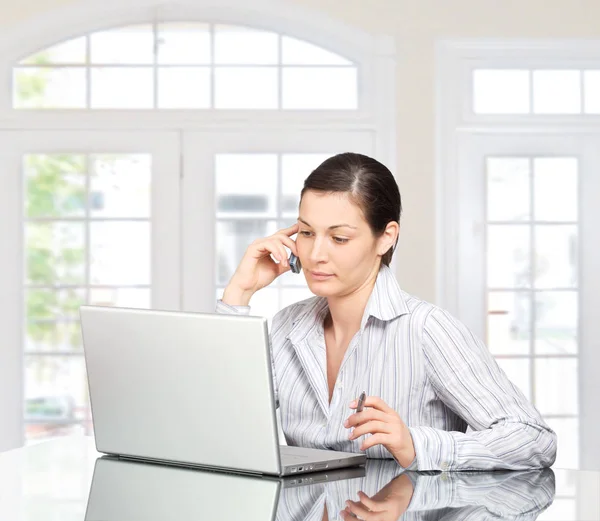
[0,1,598,494]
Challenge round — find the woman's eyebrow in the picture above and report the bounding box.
[298,217,357,230]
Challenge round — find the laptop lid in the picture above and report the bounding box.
[80,306,281,475]
[85,456,281,521]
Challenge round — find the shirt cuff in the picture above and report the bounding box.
[408,426,457,471]
[215,299,251,315]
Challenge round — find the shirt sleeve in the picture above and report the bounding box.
[408,307,557,471]
[406,468,555,519]
[215,299,280,408]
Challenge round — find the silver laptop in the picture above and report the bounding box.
[79,306,366,477]
[85,455,366,521]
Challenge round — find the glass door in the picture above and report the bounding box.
[0,130,180,449]
[456,133,600,470]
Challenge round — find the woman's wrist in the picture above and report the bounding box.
[222,284,254,307]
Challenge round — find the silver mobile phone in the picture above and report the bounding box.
[289,253,301,274]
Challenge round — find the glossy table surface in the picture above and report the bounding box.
[0,436,598,521]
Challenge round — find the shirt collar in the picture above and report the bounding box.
[287,264,410,344]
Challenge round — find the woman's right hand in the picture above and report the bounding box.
[222,223,300,306]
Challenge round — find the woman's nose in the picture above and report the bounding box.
[309,239,328,263]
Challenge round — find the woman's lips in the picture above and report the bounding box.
[310,272,334,281]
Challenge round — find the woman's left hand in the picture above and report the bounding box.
[344,396,416,468]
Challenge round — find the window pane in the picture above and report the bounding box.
[214,25,278,65]
[583,70,600,114]
[495,358,530,400]
[24,154,86,218]
[281,36,351,65]
[90,25,154,64]
[91,68,154,109]
[24,356,89,423]
[13,67,86,109]
[247,288,280,319]
[543,417,579,470]
[535,358,578,415]
[487,225,530,288]
[25,222,86,285]
[533,70,581,114]
[487,158,530,221]
[535,291,578,355]
[473,70,530,114]
[534,158,578,222]
[90,154,151,218]
[156,23,210,65]
[487,292,530,355]
[216,220,277,285]
[216,154,278,218]
[214,67,278,109]
[282,67,358,109]
[21,37,87,65]
[90,222,150,285]
[25,321,82,352]
[281,154,331,217]
[26,288,85,321]
[534,226,578,288]
[158,67,211,108]
[89,288,151,308]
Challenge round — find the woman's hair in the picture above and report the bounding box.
[300,152,401,267]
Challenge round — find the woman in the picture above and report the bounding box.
[217,152,556,471]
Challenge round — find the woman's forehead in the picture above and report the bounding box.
[299,191,367,228]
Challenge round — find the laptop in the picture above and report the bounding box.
[85,455,366,521]
[79,306,366,477]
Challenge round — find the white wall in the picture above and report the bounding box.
[2,0,600,301]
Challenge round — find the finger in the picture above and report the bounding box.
[349,420,391,440]
[344,409,387,428]
[280,222,300,236]
[355,396,394,414]
[274,233,298,256]
[263,240,288,266]
[356,492,382,512]
[360,433,388,451]
[339,509,356,521]
[253,240,284,262]
[345,500,374,520]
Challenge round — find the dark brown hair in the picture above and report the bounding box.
[300,152,401,267]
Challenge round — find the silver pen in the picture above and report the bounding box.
[356,390,366,413]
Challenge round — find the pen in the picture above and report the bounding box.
[356,391,366,413]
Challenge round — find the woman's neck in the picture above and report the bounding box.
[324,268,379,342]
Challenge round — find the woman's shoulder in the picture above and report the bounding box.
[394,289,462,332]
[273,295,322,324]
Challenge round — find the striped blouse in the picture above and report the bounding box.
[216,265,557,471]
[276,460,555,521]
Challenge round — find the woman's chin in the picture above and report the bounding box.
[306,282,336,298]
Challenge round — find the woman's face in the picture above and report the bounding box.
[296,190,395,298]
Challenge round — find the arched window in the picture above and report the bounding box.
[13,23,358,110]
[0,6,395,450]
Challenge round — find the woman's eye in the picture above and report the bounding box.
[299,231,312,237]
[333,237,349,244]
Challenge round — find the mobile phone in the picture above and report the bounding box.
[289,253,301,274]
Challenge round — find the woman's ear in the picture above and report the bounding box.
[378,221,399,256]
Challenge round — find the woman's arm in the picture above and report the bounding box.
[408,307,557,471]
